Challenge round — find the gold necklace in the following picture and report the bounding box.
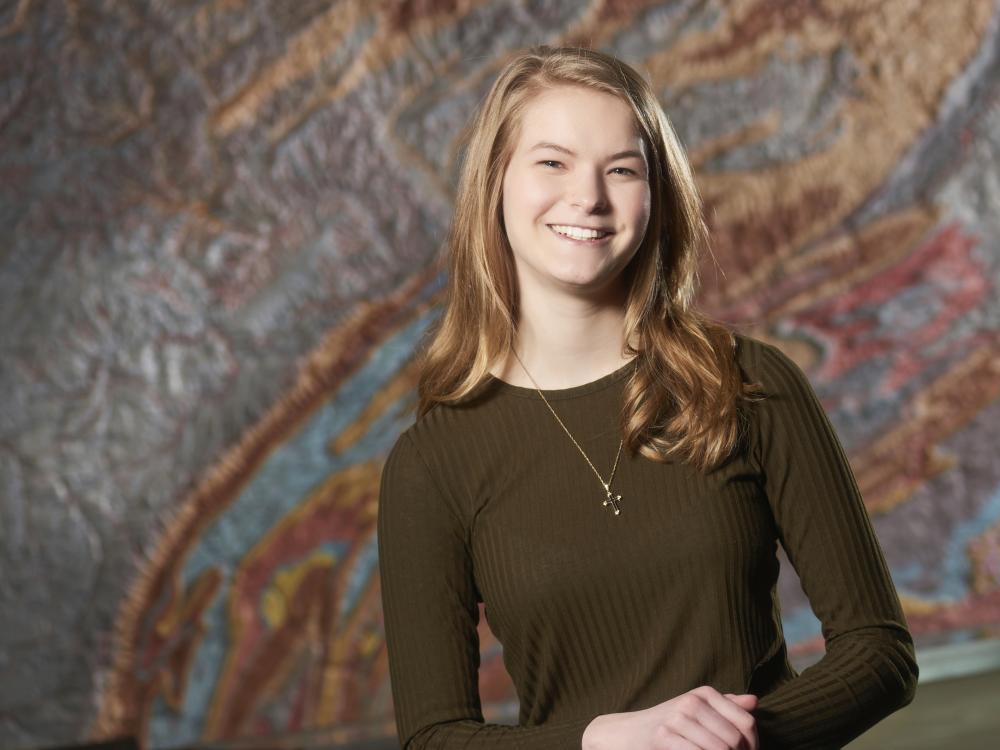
[511,351,635,516]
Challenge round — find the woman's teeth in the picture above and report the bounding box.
[549,224,612,241]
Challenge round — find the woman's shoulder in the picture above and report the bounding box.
[732,330,770,381]
[381,409,465,492]
[389,396,488,467]
[732,331,806,382]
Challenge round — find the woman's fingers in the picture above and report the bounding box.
[662,713,733,749]
[647,687,759,750]
[724,693,759,710]
[694,688,758,749]
[692,706,750,749]
[654,723,700,749]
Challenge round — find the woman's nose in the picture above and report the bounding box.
[568,171,609,211]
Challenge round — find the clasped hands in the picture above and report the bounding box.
[582,685,759,750]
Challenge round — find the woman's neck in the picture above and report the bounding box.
[489,305,635,389]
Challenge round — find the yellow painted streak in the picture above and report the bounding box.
[316,477,384,725]
[687,110,783,168]
[969,524,1000,594]
[859,343,1000,515]
[898,593,946,616]
[213,0,494,140]
[208,462,377,734]
[189,0,256,71]
[645,0,992,305]
[330,354,420,456]
[261,549,337,629]
[0,0,35,37]
[770,208,939,319]
[211,0,369,135]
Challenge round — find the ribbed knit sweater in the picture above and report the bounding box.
[377,332,918,749]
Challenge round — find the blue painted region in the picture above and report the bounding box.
[945,628,978,644]
[149,635,228,748]
[933,481,1000,601]
[148,302,442,746]
[888,560,924,586]
[779,482,1000,657]
[338,532,380,624]
[780,603,822,644]
[149,695,185,749]
[895,482,1000,604]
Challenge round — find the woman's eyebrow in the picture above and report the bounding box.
[529,141,644,161]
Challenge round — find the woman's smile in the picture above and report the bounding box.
[547,224,615,244]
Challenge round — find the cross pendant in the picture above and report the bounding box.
[602,483,622,515]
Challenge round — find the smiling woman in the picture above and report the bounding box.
[377,44,917,750]
[499,85,652,315]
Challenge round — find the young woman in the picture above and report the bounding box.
[377,45,917,750]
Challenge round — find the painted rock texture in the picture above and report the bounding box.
[2,1,1000,748]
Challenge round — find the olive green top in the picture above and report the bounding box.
[377,332,917,749]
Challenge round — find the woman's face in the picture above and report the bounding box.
[501,85,651,302]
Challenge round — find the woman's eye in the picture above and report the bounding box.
[538,159,636,175]
[538,160,635,176]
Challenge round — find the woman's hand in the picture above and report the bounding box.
[581,686,759,750]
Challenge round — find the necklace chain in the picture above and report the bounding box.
[510,351,635,516]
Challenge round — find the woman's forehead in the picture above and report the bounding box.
[514,103,646,161]
[513,88,644,155]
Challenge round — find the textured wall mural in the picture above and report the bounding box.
[2,1,1000,748]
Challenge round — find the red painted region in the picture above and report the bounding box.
[383,0,464,34]
[786,587,1000,660]
[796,222,987,391]
[907,588,1000,635]
[288,662,311,731]
[225,488,368,694]
[686,0,832,63]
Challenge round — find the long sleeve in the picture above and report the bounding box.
[746,340,919,749]
[376,430,595,749]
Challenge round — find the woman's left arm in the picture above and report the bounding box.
[746,338,919,750]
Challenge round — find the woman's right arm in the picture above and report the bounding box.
[378,430,758,750]
[377,430,594,748]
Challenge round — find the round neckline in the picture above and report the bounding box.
[486,357,637,401]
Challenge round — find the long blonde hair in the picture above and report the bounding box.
[413,44,764,472]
